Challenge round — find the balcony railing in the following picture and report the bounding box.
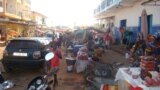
[94,0,121,15]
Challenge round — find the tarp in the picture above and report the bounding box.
[74,30,87,40]
[86,27,104,33]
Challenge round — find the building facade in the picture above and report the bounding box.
[0,0,32,43]
[31,11,48,36]
[94,0,160,44]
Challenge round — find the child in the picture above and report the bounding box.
[49,46,62,87]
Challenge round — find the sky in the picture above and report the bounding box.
[31,0,100,27]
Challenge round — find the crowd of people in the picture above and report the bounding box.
[46,29,114,88]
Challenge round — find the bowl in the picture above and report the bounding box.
[132,74,139,79]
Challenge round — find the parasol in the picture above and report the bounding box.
[141,9,148,41]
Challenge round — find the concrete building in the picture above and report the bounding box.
[31,11,48,36]
[94,0,160,44]
[0,0,32,43]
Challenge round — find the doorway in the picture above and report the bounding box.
[139,15,153,34]
[120,19,127,29]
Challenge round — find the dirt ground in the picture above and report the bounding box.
[0,47,126,90]
[1,47,85,90]
[2,59,85,90]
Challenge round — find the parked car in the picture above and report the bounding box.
[32,37,51,46]
[2,37,51,73]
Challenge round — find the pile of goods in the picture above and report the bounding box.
[139,34,160,86]
[140,56,156,80]
[143,71,160,86]
[77,51,88,60]
[140,56,160,86]
[76,47,89,73]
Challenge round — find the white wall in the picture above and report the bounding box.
[114,1,160,27]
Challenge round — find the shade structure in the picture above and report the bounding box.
[74,30,88,41]
[141,9,148,41]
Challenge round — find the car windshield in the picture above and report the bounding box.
[7,40,38,49]
[36,38,49,45]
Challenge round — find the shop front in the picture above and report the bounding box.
[0,20,34,43]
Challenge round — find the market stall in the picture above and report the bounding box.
[123,32,160,90]
[115,67,160,90]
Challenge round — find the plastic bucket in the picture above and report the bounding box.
[65,58,76,72]
[67,65,73,72]
[65,58,76,66]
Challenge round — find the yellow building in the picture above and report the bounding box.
[31,11,48,36]
[0,0,32,43]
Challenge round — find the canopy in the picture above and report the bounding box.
[73,30,87,40]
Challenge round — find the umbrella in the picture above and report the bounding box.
[141,9,148,41]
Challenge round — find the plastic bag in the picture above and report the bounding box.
[76,60,89,73]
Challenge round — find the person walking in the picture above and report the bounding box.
[48,39,62,88]
[104,29,112,49]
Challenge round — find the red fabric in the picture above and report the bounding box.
[120,28,125,33]
[55,48,62,59]
[50,48,62,67]
[104,33,111,41]
[129,82,143,90]
[130,85,143,90]
[50,55,60,67]
[102,84,109,90]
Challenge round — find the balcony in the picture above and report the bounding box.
[94,0,139,17]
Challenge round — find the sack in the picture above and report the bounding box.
[76,60,88,73]
[125,53,129,59]
[77,52,88,60]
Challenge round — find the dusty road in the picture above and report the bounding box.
[0,47,125,90]
[2,59,85,90]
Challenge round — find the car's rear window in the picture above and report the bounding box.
[7,40,39,49]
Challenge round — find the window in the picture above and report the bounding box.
[120,19,127,28]
[7,40,38,49]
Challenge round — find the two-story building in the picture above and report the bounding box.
[94,0,160,44]
[31,11,48,36]
[0,0,32,43]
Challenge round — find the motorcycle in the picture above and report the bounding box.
[27,52,55,90]
[0,74,14,90]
